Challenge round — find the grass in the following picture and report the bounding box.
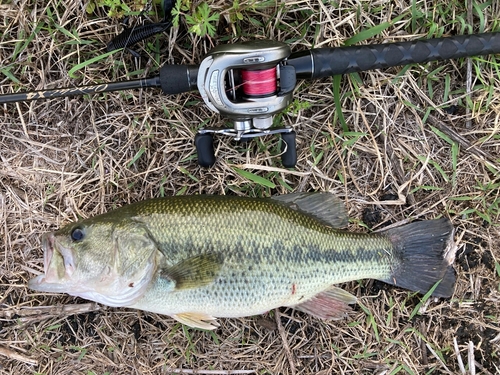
[1,0,500,374]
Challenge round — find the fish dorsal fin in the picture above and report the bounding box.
[293,286,357,320]
[270,192,348,228]
[160,252,223,290]
[171,312,220,330]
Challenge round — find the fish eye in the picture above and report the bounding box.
[71,227,85,242]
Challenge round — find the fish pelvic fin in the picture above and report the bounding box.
[172,312,220,330]
[381,218,456,298]
[160,252,223,290]
[292,286,357,320]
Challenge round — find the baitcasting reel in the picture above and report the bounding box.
[195,40,297,167]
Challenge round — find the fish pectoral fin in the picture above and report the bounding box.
[270,192,348,228]
[160,252,223,290]
[293,286,357,320]
[172,312,220,330]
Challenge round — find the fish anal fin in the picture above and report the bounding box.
[160,252,223,290]
[172,312,220,330]
[270,192,348,228]
[293,286,357,320]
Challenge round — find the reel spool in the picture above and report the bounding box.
[196,40,297,167]
[241,67,277,97]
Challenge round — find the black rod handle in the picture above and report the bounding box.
[158,64,199,95]
[289,32,500,79]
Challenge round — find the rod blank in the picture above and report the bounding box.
[0,77,160,104]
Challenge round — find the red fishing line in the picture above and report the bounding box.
[241,67,277,96]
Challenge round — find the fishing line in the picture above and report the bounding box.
[241,67,277,97]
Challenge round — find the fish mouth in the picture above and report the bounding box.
[28,233,74,292]
[42,233,55,278]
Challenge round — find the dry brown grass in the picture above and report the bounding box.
[1,0,499,374]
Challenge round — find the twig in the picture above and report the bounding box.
[380,133,416,207]
[468,341,476,375]
[453,337,466,374]
[234,164,311,177]
[491,333,500,343]
[426,343,453,374]
[275,309,296,375]
[426,114,498,169]
[0,303,101,322]
[419,321,428,366]
[164,370,256,374]
[0,345,38,366]
[472,360,495,375]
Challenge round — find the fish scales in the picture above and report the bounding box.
[112,196,396,316]
[28,193,456,329]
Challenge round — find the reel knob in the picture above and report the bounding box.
[280,131,297,168]
[195,133,216,167]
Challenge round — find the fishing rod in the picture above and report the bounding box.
[1,33,499,167]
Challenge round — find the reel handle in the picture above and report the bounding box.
[280,131,297,168]
[195,133,216,167]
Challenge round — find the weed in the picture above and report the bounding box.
[232,167,276,190]
[86,0,154,18]
[449,178,500,225]
[429,126,459,186]
[44,323,63,331]
[69,346,88,361]
[178,166,200,183]
[417,155,450,183]
[358,301,380,342]
[181,324,197,364]
[68,50,117,78]
[408,280,442,320]
[287,98,311,116]
[388,363,416,375]
[127,146,146,168]
[353,349,378,359]
[172,0,219,38]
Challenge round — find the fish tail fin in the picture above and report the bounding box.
[380,218,456,298]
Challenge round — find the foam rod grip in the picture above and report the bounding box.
[310,32,500,78]
[159,65,199,94]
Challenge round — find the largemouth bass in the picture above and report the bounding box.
[29,193,456,329]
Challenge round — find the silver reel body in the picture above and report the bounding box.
[195,40,297,167]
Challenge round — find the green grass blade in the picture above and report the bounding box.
[233,168,276,188]
[53,24,81,43]
[178,167,200,183]
[417,156,449,182]
[333,75,349,132]
[430,126,454,145]
[0,68,20,84]
[409,280,441,319]
[127,147,145,168]
[451,142,459,187]
[68,50,118,78]
[344,13,406,46]
[13,22,45,61]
